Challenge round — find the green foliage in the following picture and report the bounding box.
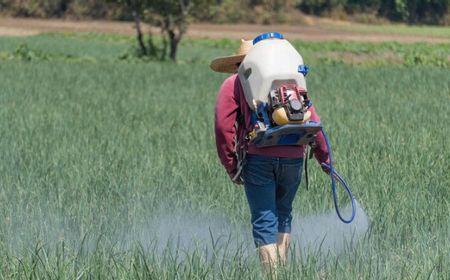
[326,22,450,37]
[345,0,381,13]
[66,0,124,19]
[192,0,304,24]
[299,0,335,15]
[199,0,248,23]
[9,43,49,61]
[118,39,168,62]
[0,42,95,63]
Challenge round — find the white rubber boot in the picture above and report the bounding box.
[277,233,290,264]
[258,243,278,278]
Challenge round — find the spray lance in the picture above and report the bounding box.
[237,32,356,224]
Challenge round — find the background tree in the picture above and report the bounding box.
[112,0,146,54]
[112,0,214,61]
[149,0,217,61]
[147,0,190,61]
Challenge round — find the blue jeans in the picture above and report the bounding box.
[243,154,303,247]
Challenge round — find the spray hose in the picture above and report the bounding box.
[320,128,356,224]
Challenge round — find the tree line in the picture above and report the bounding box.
[1,0,449,25]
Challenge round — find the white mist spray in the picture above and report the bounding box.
[4,202,370,264]
[291,200,370,258]
[120,201,370,261]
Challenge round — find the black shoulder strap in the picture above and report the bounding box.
[304,145,314,191]
[304,148,309,191]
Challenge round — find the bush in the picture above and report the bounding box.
[1,0,122,19]
[66,0,124,19]
[4,0,69,17]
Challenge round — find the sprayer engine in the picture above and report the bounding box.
[247,84,320,148]
[269,85,311,126]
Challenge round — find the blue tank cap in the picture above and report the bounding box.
[298,64,309,76]
[253,32,284,45]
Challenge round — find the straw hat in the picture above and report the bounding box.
[210,39,253,73]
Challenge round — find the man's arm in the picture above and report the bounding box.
[214,76,240,179]
[308,105,330,165]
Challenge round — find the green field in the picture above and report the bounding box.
[325,22,450,38]
[0,33,449,279]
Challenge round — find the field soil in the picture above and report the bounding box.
[1,17,450,43]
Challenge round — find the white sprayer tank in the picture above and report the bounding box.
[238,33,307,110]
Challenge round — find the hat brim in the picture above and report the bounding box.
[210,54,246,73]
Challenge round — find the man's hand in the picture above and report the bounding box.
[321,162,332,175]
[230,169,244,185]
[232,176,244,185]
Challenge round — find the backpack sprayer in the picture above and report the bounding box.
[238,32,356,224]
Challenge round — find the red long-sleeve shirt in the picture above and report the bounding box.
[214,74,329,178]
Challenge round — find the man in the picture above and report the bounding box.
[210,38,329,272]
